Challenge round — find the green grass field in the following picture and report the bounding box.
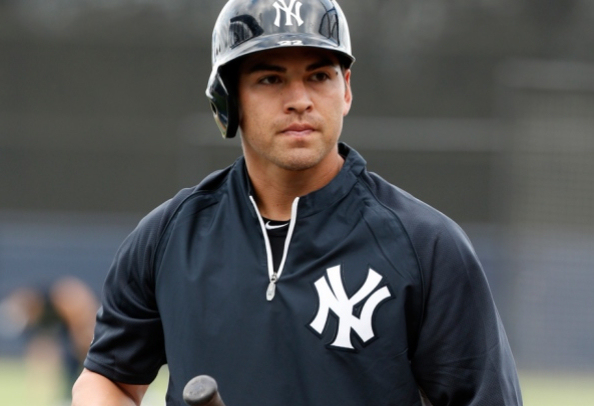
[1,357,593,405]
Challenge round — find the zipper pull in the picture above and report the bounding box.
[266,273,278,301]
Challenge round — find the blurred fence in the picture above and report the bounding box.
[495,59,594,370]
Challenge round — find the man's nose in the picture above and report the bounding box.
[283,80,313,114]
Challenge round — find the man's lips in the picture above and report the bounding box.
[281,124,316,134]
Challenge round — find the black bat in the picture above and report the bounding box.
[183,375,226,406]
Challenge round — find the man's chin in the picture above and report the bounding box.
[274,152,321,172]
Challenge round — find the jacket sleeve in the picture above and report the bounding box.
[409,218,523,406]
[84,189,194,385]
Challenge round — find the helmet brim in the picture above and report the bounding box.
[214,33,355,72]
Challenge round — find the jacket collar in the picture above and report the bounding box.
[234,142,367,218]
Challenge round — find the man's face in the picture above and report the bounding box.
[237,47,352,173]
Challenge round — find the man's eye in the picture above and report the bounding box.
[311,72,330,82]
[259,75,281,85]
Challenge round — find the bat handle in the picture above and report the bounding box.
[183,375,226,406]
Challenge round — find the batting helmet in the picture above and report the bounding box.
[206,0,355,139]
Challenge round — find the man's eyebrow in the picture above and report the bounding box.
[245,63,286,74]
[306,58,337,71]
[244,58,338,74]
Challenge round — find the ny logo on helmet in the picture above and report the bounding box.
[310,265,392,350]
[273,0,304,27]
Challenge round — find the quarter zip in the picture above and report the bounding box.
[249,196,300,301]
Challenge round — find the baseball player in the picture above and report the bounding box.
[72,0,523,405]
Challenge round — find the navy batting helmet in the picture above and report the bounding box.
[206,0,355,139]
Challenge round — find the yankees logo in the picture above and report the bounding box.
[273,0,304,27]
[310,265,392,350]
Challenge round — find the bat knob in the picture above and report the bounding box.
[183,375,225,406]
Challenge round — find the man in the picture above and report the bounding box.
[72,0,523,405]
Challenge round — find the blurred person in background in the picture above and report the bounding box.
[0,276,98,404]
[72,0,523,405]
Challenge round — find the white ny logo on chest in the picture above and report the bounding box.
[310,265,392,350]
[273,0,304,27]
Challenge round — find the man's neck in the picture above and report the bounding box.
[247,154,344,220]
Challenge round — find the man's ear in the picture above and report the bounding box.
[343,69,353,117]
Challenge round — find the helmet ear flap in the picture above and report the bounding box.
[207,71,239,139]
[225,95,239,139]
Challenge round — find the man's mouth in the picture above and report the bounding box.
[281,123,315,135]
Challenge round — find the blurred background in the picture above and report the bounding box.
[0,0,593,405]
